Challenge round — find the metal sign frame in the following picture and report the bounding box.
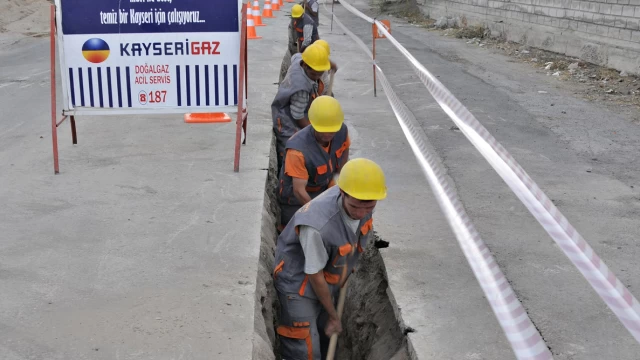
[49,1,249,173]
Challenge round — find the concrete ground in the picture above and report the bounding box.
[3,0,640,360]
[330,0,640,359]
[0,1,275,359]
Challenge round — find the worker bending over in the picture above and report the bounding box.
[278,96,350,228]
[296,1,319,52]
[279,4,305,84]
[272,44,330,172]
[273,158,387,359]
[304,0,320,25]
[289,40,337,97]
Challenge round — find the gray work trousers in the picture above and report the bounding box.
[276,134,291,176]
[277,291,334,360]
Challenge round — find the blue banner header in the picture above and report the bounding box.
[60,0,239,35]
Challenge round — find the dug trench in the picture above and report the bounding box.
[251,138,416,360]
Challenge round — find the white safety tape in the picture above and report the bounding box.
[328,13,372,58]
[330,0,640,349]
[332,0,374,23]
[324,3,552,359]
[376,65,553,360]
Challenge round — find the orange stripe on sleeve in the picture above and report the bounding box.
[284,149,309,180]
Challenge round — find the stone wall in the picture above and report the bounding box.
[416,0,640,74]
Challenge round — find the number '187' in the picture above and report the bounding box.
[148,90,167,103]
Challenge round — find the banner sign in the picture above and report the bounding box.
[56,0,240,112]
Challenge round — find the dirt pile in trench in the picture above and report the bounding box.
[337,236,414,360]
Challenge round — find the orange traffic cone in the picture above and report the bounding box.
[252,0,265,26]
[272,0,281,11]
[246,5,254,24]
[285,0,294,3]
[262,0,274,18]
[278,0,284,6]
[247,16,262,40]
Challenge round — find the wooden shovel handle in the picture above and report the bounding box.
[325,281,347,360]
[328,70,335,96]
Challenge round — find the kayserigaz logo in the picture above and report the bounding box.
[82,38,110,63]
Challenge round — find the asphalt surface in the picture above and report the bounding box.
[332,0,640,359]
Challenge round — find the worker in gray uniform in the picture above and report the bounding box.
[272,44,330,173]
[279,4,306,84]
[279,2,320,84]
[273,158,387,360]
[289,39,337,97]
[304,0,319,25]
[297,2,319,53]
[277,96,350,229]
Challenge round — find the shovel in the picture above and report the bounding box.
[325,280,347,360]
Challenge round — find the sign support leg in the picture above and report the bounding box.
[234,3,248,172]
[50,3,60,174]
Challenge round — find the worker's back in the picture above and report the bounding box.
[271,60,314,139]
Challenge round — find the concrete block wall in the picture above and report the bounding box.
[415,0,640,74]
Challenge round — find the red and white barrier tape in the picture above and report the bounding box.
[330,0,640,349]
[324,3,552,359]
[376,65,554,359]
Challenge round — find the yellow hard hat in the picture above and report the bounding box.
[308,96,344,133]
[291,4,304,18]
[338,158,387,200]
[314,39,330,57]
[301,44,331,72]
